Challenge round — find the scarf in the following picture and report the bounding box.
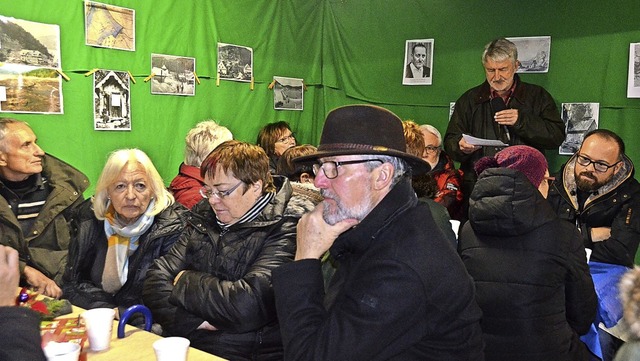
[215,192,274,230]
[102,200,155,294]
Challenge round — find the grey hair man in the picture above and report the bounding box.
[0,118,88,298]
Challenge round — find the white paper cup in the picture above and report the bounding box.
[153,337,190,361]
[81,308,115,352]
[43,341,81,361]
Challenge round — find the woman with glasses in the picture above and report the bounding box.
[419,123,465,221]
[63,149,185,332]
[256,121,296,174]
[458,145,597,361]
[143,140,302,361]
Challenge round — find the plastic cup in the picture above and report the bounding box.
[153,337,190,361]
[43,341,81,361]
[81,308,115,351]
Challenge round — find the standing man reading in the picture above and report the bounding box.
[444,38,564,206]
[0,118,88,298]
[273,105,484,360]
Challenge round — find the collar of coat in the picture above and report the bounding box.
[329,177,417,258]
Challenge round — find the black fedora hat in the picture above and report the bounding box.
[294,104,430,174]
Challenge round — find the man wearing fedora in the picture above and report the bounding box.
[272,105,484,360]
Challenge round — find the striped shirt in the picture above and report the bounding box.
[0,174,51,237]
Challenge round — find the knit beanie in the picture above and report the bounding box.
[474,145,548,187]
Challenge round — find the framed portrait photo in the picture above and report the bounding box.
[402,39,433,86]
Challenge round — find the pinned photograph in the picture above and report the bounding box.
[0,15,63,114]
[402,39,433,85]
[84,1,135,51]
[273,76,303,111]
[217,43,253,82]
[93,69,131,131]
[627,43,640,98]
[507,36,551,73]
[559,102,599,155]
[150,54,196,96]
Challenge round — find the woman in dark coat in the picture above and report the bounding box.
[143,140,303,361]
[63,149,185,330]
[458,145,598,361]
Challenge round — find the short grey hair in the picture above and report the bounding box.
[482,38,518,65]
[0,118,26,152]
[360,154,409,188]
[419,124,442,147]
[184,120,233,167]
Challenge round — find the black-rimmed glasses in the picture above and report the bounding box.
[576,154,621,173]
[277,133,296,143]
[312,159,383,179]
[200,181,244,199]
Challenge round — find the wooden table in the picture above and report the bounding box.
[64,305,226,361]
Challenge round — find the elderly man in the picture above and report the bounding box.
[272,105,484,360]
[0,118,88,297]
[548,129,640,361]
[444,38,565,210]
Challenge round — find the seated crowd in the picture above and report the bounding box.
[0,96,638,359]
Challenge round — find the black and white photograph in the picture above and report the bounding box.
[627,43,640,98]
[402,39,433,85]
[0,15,63,114]
[273,76,303,111]
[217,43,253,82]
[507,36,551,73]
[559,102,599,155]
[150,53,196,96]
[93,69,131,131]
[449,102,455,120]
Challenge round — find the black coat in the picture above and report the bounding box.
[0,307,46,361]
[273,178,484,361]
[62,199,185,326]
[143,177,300,361]
[547,153,640,267]
[458,168,597,361]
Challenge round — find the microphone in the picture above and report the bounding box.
[490,97,511,142]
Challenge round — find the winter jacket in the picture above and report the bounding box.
[143,177,300,361]
[169,163,204,209]
[0,307,46,361]
[458,168,597,361]
[273,178,484,361]
[62,199,186,327]
[547,153,640,267]
[431,151,464,221]
[0,154,89,285]
[444,75,564,194]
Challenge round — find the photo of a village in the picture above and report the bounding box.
[0,16,63,113]
[150,54,196,96]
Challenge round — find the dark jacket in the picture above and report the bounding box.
[458,168,597,361]
[0,307,46,361]
[547,153,640,267]
[169,163,205,209]
[62,199,186,326]
[272,178,484,361]
[0,154,89,285]
[444,75,564,193]
[143,177,300,361]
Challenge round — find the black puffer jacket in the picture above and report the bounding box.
[143,177,300,361]
[458,168,597,361]
[62,199,186,326]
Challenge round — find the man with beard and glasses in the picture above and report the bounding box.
[272,105,484,361]
[548,129,640,361]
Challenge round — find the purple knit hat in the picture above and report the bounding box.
[474,145,548,187]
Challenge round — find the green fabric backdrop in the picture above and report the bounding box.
[4,1,640,226]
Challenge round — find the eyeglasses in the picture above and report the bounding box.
[276,133,295,143]
[575,154,621,173]
[312,159,383,179]
[200,181,244,199]
[424,145,440,154]
[543,176,555,186]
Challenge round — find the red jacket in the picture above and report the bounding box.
[432,152,464,221]
[169,163,204,209]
